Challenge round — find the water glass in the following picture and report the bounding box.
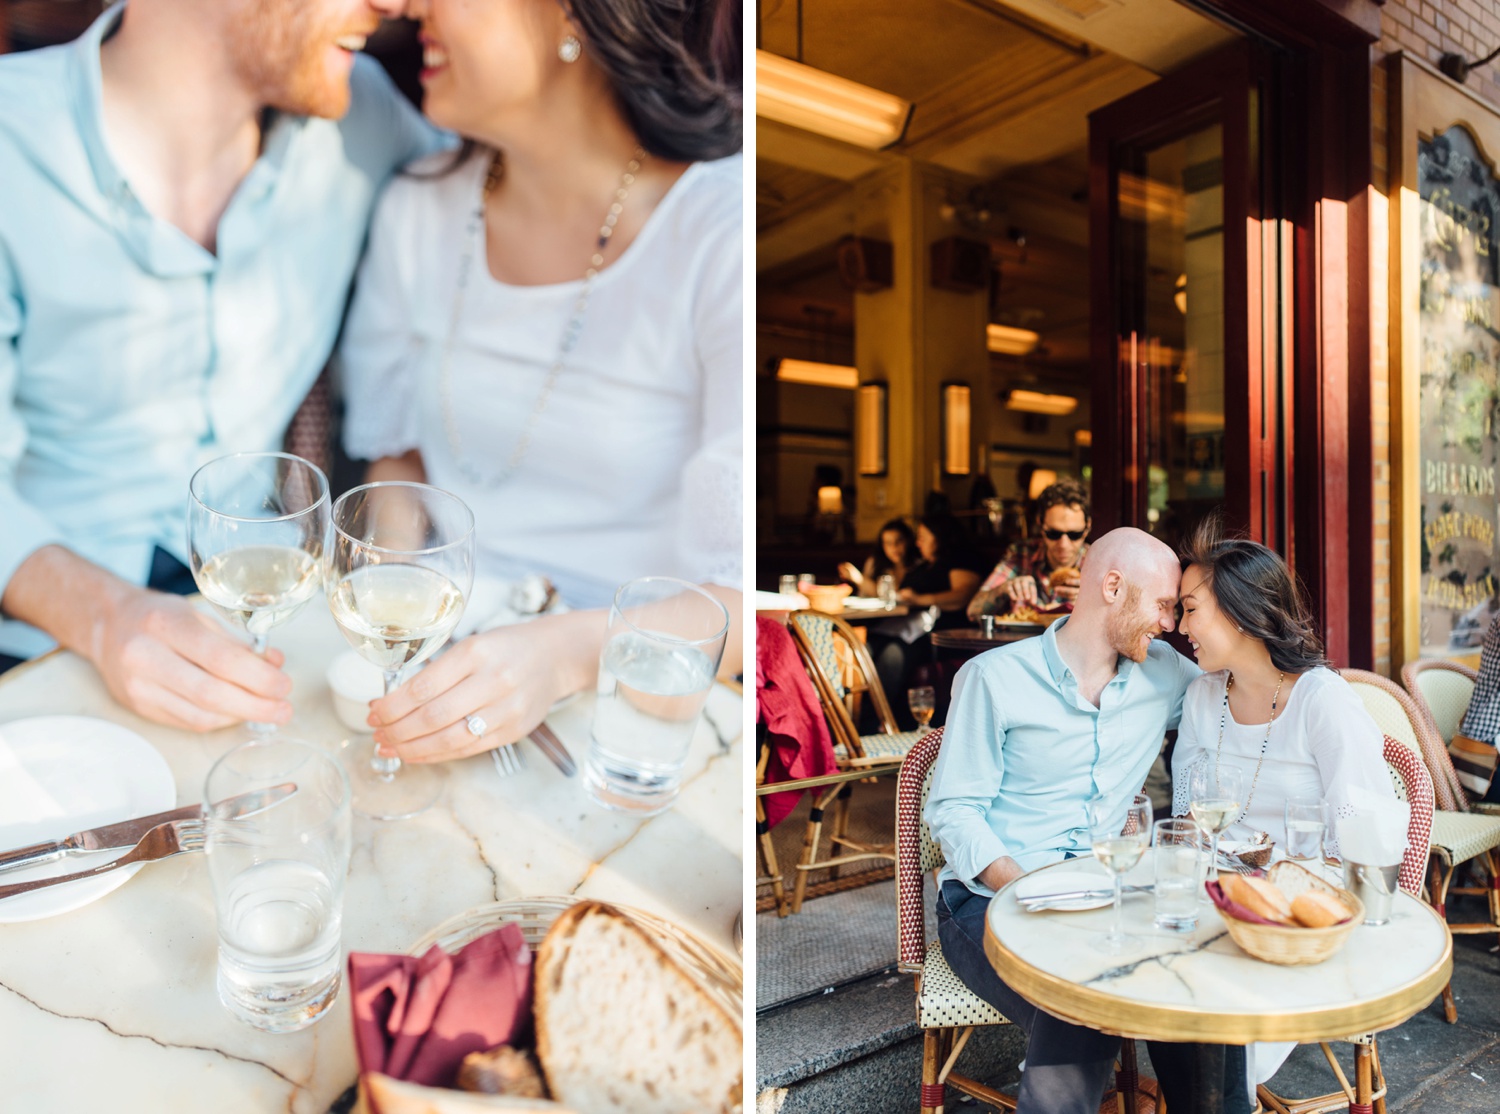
[204,738,352,1033]
[1153,818,1206,932]
[585,577,729,815]
[779,574,800,596]
[1284,799,1329,861]
[980,615,996,637]
[877,573,897,609]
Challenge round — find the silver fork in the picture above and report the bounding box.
[0,820,205,902]
[490,742,526,778]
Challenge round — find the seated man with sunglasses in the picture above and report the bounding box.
[969,478,1092,620]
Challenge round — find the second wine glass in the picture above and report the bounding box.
[1188,761,1244,883]
[327,482,474,820]
[1088,793,1152,955]
[188,452,330,736]
[908,685,936,730]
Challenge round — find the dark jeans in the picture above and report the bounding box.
[937,880,1252,1114]
[0,546,196,676]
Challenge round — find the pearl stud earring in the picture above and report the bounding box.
[559,35,582,63]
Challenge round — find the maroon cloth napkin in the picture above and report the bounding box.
[756,616,839,828]
[349,923,533,1088]
[1204,880,1284,926]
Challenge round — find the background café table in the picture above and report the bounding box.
[984,860,1451,1106]
[930,625,1041,657]
[0,601,742,1114]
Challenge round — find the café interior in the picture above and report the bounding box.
[756,0,1500,1109]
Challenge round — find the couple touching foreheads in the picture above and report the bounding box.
[926,520,1395,1113]
[0,0,742,762]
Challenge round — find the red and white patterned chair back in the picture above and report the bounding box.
[1383,735,1434,896]
[897,728,945,974]
[1341,668,1465,813]
[1401,658,1478,748]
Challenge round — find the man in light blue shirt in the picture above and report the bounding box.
[0,1,442,728]
[926,527,1204,1113]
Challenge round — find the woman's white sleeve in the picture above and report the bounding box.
[337,179,423,463]
[1308,677,1397,857]
[1170,678,1211,817]
[675,205,742,590]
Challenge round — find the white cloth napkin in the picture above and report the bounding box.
[1336,785,1409,866]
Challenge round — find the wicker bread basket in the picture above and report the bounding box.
[355,897,743,1114]
[1215,861,1363,966]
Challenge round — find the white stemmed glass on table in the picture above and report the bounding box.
[327,482,474,820]
[188,452,330,736]
[1189,762,1244,883]
[1088,792,1153,955]
[908,685,936,730]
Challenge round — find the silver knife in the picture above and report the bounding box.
[0,782,296,875]
[528,723,577,778]
[1018,884,1153,906]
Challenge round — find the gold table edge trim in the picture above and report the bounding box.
[982,888,1454,1044]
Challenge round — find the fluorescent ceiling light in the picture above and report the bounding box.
[756,50,911,150]
[776,358,859,389]
[986,324,1041,356]
[1006,389,1078,416]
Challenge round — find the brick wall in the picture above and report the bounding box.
[1365,0,1500,673]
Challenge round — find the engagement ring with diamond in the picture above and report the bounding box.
[465,714,488,739]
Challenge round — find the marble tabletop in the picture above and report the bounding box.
[984,859,1452,1044]
[0,601,743,1113]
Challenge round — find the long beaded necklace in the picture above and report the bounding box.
[437,146,647,487]
[1214,669,1286,823]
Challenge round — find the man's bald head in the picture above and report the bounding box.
[1074,528,1182,662]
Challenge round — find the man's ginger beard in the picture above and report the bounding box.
[228,1,358,119]
[1106,582,1158,663]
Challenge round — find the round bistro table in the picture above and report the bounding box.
[984,859,1451,1109]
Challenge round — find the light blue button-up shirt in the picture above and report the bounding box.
[925,617,1200,896]
[0,6,443,657]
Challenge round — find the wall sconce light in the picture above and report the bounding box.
[855,381,887,476]
[986,324,1041,356]
[755,49,913,150]
[1174,273,1187,315]
[1028,469,1059,501]
[942,382,971,476]
[775,357,859,390]
[1005,389,1078,416]
[816,486,845,514]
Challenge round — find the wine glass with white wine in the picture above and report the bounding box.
[908,685,936,731]
[189,452,330,736]
[1189,761,1244,884]
[1088,793,1152,955]
[327,482,474,820]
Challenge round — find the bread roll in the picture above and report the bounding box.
[1291,890,1351,928]
[1221,874,1295,925]
[534,902,741,1114]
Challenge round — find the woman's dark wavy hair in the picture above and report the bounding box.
[871,518,916,576]
[1179,516,1329,674]
[567,0,741,161]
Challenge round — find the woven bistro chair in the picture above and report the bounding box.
[755,730,790,918]
[785,609,926,913]
[1258,737,1435,1114]
[896,728,1155,1114]
[1399,660,1500,814]
[1341,668,1500,1023]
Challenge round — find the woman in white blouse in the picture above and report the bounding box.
[337,0,742,763]
[1166,521,1395,1108]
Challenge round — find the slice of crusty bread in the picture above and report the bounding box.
[364,1072,574,1114]
[534,901,742,1114]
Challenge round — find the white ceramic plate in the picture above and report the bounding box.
[0,716,176,923]
[1013,867,1116,912]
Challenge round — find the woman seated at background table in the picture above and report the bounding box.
[867,514,982,724]
[837,518,915,598]
[338,0,742,764]
[968,478,1091,619]
[1165,519,1396,1106]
